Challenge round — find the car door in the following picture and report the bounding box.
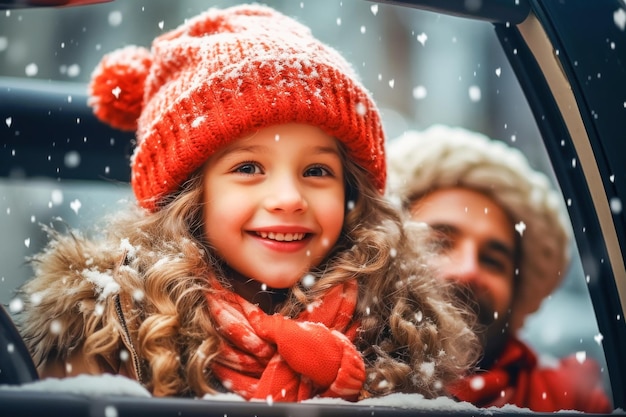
[0,0,623,415]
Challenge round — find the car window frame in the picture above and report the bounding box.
[0,0,624,414]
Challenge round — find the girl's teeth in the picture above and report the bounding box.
[258,232,304,241]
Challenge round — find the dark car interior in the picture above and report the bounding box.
[1,0,624,415]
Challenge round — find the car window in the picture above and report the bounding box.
[0,0,616,413]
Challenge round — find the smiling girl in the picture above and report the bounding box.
[17,4,478,402]
[201,124,346,307]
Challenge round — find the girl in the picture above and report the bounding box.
[17,4,478,402]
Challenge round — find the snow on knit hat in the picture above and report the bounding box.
[88,4,385,212]
[386,125,572,332]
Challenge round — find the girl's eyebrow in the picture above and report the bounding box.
[312,145,341,156]
[224,144,266,154]
[218,144,341,159]
[212,144,266,161]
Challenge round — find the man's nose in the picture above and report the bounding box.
[442,241,481,285]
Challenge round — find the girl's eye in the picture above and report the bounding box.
[233,162,262,175]
[304,165,331,177]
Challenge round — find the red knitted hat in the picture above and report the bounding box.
[88,4,385,212]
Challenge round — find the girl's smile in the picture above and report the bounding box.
[250,227,312,253]
[202,123,345,298]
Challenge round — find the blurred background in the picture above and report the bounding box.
[0,0,610,396]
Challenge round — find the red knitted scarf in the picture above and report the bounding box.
[206,278,366,402]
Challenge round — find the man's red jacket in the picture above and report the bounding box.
[449,337,612,413]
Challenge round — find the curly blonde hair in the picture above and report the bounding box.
[20,145,479,399]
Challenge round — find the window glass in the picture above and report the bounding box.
[0,0,612,408]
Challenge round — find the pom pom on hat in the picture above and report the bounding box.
[387,125,572,332]
[87,4,385,212]
[89,46,152,131]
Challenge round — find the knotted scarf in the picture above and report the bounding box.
[206,278,366,402]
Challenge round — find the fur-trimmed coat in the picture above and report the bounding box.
[16,229,145,383]
[15,211,482,400]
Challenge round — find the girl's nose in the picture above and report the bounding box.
[263,175,308,213]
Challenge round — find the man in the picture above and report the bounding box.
[386,124,612,413]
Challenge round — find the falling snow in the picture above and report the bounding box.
[301,274,315,288]
[594,333,604,345]
[70,199,82,215]
[415,311,423,322]
[610,197,622,214]
[25,63,38,77]
[614,8,626,31]
[413,85,427,100]
[9,297,23,313]
[355,102,366,116]
[51,189,64,206]
[64,151,81,168]
[104,406,118,417]
[64,64,81,78]
[514,221,526,236]
[108,11,123,27]
[468,86,481,102]
[469,376,485,391]
[49,320,62,334]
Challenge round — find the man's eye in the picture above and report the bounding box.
[424,226,452,248]
[426,232,454,254]
[438,235,454,251]
[304,165,331,177]
[481,255,507,273]
[234,162,261,175]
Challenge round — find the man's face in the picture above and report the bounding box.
[409,187,517,368]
